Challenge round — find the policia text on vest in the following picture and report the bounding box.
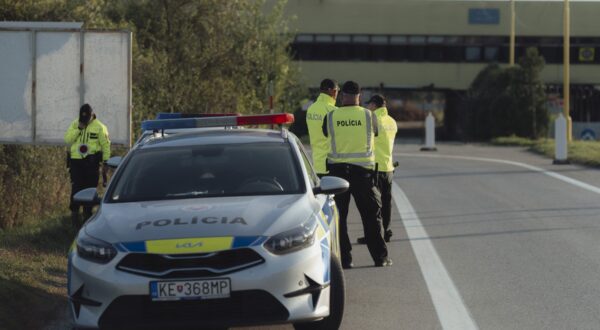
[306,79,339,175]
[321,80,391,268]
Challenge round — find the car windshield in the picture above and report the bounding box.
[108,142,303,202]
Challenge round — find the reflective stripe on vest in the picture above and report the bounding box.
[326,108,375,167]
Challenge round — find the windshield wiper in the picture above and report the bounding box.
[165,191,209,197]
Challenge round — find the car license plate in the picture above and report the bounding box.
[150,278,231,301]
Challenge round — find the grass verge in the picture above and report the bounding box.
[491,135,600,167]
[0,213,75,330]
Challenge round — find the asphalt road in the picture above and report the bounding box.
[240,142,600,330]
[51,143,600,330]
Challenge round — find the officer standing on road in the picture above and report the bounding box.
[306,78,338,177]
[357,94,398,244]
[64,104,110,228]
[323,81,391,268]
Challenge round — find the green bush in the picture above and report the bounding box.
[0,145,70,230]
[465,48,549,140]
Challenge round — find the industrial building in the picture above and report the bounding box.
[276,0,600,139]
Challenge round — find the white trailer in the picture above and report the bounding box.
[0,22,132,146]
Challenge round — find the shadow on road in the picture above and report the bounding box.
[0,278,68,330]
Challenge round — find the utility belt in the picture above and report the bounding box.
[327,161,376,177]
[67,150,103,168]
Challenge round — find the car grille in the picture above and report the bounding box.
[116,248,265,278]
[98,290,290,329]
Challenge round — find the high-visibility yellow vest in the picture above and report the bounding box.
[374,107,398,172]
[326,106,376,169]
[64,118,111,161]
[306,93,336,174]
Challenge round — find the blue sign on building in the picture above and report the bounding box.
[580,128,597,141]
[469,8,500,25]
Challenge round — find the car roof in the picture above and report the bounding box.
[137,128,290,149]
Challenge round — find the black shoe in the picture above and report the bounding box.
[384,230,393,243]
[375,257,393,267]
[342,261,354,269]
[356,237,366,244]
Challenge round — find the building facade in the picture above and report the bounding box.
[276,0,600,138]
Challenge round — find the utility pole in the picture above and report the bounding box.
[509,0,516,66]
[563,0,572,142]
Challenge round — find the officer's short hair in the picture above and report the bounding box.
[80,103,93,115]
[366,94,386,108]
[320,79,338,92]
[341,81,360,95]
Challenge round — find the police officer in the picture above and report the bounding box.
[323,81,391,268]
[306,79,338,177]
[357,94,398,244]
[64,104,110,227]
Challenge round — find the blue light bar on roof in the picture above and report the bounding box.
[141,113,294,131]
[141,117,232,131]
[155,113,182,119]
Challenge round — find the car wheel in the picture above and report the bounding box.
[293,256,345,330]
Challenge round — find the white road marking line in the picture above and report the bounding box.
[399,153,600,195]
[392,182,479,330]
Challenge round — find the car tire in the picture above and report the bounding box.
[293,256,345,330]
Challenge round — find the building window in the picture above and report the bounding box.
[333,35,351,43]
[408,36,426,44]
[484,46,499,61]
[371,35,388,45]
[540,47,562,64]
[465,46,482,61]
[290,33,600,64]
[315,35,333,43]
[353,35,369,43]
[390,36,407,45]
[295,34,313,43]
[427,45,444,62]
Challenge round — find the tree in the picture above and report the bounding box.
[465,47,549,140]
[106,0,305,125]
[514,47,549,138]
[0,0,306,229]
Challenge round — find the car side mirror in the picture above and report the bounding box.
[73,188,101,206]
[313,176,349,195]
[106,156,122,168]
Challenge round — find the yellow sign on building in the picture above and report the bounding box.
[579,47,595,62]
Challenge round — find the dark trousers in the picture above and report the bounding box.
[378,171,394,234]
[328,163,388,264]
[69,158,100,217]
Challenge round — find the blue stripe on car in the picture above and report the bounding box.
[322,201,335,225]
[121,241,147,252]
[232,236,261,248]
[321,238,330,283]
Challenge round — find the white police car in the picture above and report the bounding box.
[68,113,349,329]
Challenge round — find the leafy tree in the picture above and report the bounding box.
[106,0,305,124]
[465,47,549,140]
[513,47,549,138]
[0,0,306,229]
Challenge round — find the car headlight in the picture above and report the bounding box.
[264,217,318,255]
[76,232,117,264]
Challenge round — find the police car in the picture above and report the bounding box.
[68,113,349,329]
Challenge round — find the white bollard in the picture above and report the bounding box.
[421,112,437,151]
[553,113,569,164]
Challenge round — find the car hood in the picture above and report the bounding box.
[85,194,317,244]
